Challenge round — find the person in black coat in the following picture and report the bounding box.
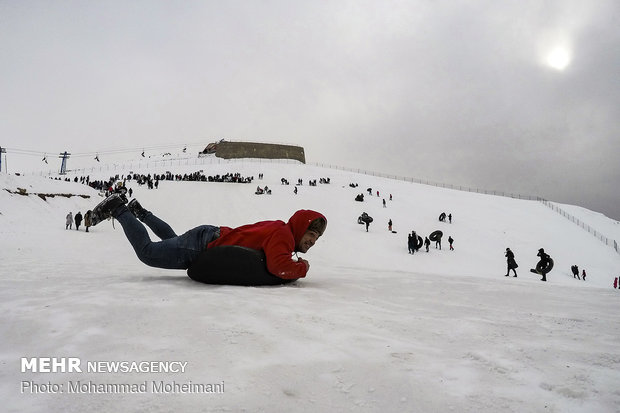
[359,212,372,232]
[537,248,551,281]
[74,211,83,231]
[505,248,518,277]
[408,233,415,254]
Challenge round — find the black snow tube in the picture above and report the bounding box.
[439,212,446,221]
[358,214,373,224]
[187,246,297,286]
[415,235,423,250]
[429,230,443,242]
[535,258,554,274]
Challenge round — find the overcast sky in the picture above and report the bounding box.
[1,0,619,219]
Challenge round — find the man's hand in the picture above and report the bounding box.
[298,258,310,272]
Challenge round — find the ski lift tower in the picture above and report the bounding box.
[58,151,70,175]
[0,147,5,172]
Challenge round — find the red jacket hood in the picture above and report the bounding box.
[287,209,327,247]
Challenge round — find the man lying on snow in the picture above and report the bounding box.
[89,193,327,285]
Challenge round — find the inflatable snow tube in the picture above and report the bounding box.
[429,230,443,242]
[358,214,373,224]
[439,212,446,222]
[415,235,423,250]
[535,258,554,274]
[187,246,297,286]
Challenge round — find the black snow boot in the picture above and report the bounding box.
[90,194,127,226]
[127,198,151,221]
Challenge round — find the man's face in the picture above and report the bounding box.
[297,230,321,253]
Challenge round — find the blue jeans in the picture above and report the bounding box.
[115,207,219,269]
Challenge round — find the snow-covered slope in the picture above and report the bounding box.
[2,161,620,412]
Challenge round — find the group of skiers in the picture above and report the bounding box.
[65,210,93,232]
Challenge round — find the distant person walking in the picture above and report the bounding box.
[75,211,83,231]
[448,236,454,251]
[448,213,452,223]
[388,219,392,232]
[408,232,416,254]
[359,212,372,232]
[536,248,552,282]
[84,210,92,232]
[424,237,430,252]
[582,269,586,281]
[505,248,518,277]
[65,212,73,230]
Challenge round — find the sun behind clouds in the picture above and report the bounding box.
[546,47,572,70]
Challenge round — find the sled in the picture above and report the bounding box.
[358,214,373,224]
[187,246,297,286]
[415,235,423,250]
[529,258,554,275]
[429,230,443,242]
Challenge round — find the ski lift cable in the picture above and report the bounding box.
[4,139,218,161]
[69,141,207,157]
[4,141,206,158]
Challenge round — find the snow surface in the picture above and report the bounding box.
[2,160,620,413]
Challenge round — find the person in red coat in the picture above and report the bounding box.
[208,209,326,279]
[90,194,327,281]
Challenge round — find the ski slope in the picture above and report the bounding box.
[2,160,620,412]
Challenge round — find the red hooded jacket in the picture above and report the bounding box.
[207,210,326,280]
